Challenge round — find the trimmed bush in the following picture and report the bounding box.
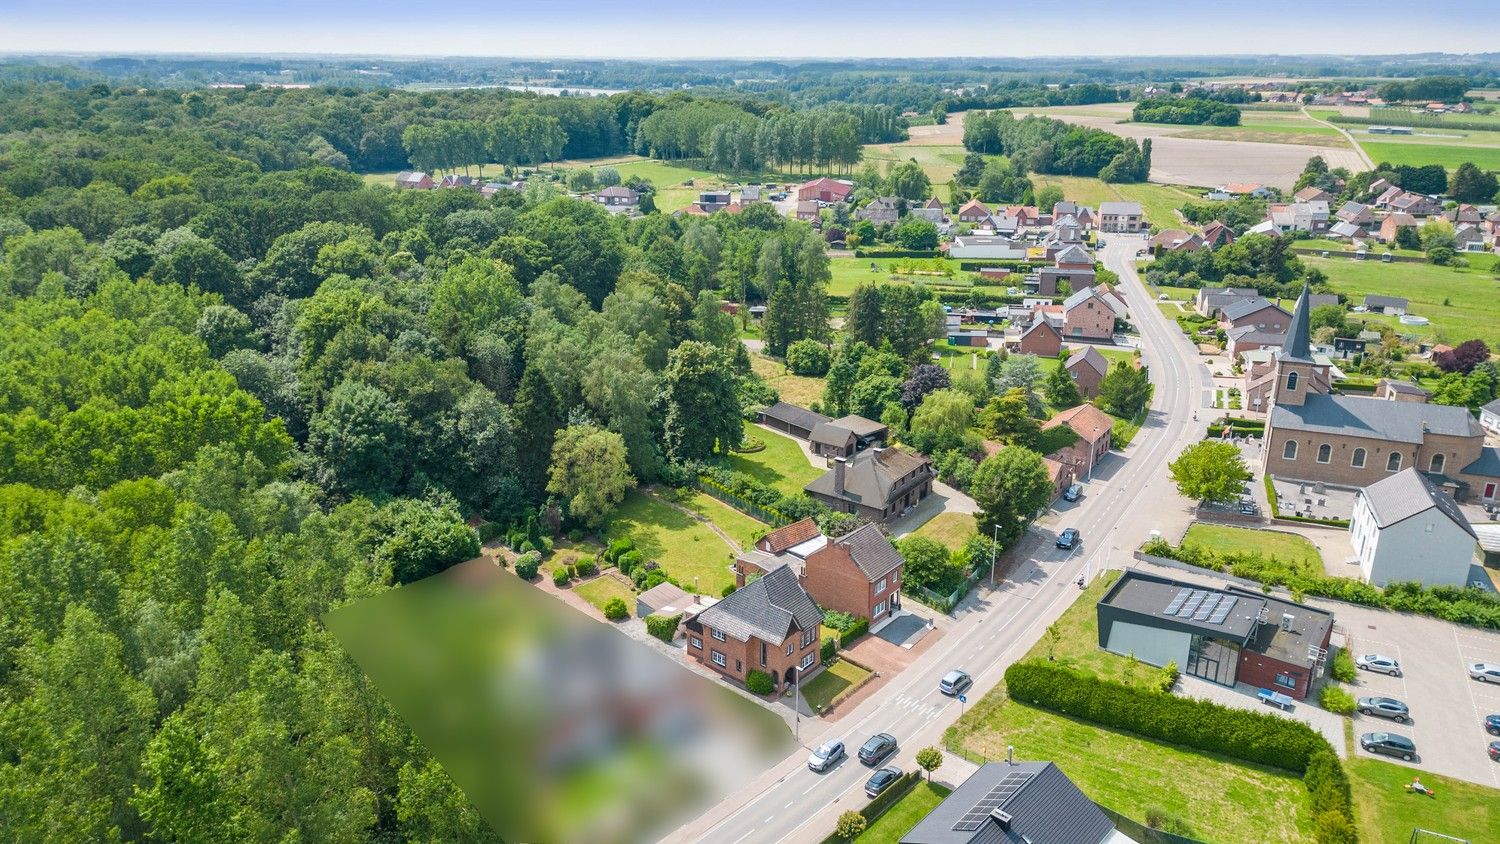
[820,637,837,662]
[552,567,571,587]
[721,584,737,598]
[746,669,775,695]
[1004,660,1324,771]
[605,537,634,564]
[1156,660,1179,693]
[514,551,541,580]
[617,550,644,575]
[1319,684,1356,715]
[833,811,867,840]
[574,557,599,577]
[602,597,629,621]
[1331,649,1357,683]
[822,610,857,633]
[840,615,870,645]
[646,613,681,643]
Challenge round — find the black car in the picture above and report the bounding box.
[1056,528,1080,550]
[1486,714,1500,736]
[1489,741,1500,762]
[865,766,902,798]
[1360,731,1417,762]
[1357,696,1410,723]
[858,733,898,766]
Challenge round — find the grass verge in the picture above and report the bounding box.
[1347,756,1500,844]
[574,574,636,614]
[1181,522,1324,569]
[800,658,873,714]
[855,781,952,843]
[909,511,977,552]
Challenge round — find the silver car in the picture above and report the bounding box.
[1357,696,1409,723]
[1469,663,1500,683]
[807,740,845,772]
[1356,654,1402,677]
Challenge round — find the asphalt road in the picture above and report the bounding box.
[667,236,1215,844]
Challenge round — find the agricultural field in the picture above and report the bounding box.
[1301,256,1500,347]
[1357,138,1500,171]
[1024,175,1200,230]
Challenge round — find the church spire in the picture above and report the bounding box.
[1281,283,1313,363]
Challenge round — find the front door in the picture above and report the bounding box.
[1485,482,1497,502]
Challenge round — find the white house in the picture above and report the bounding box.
[1349,468,1478,588]
[948,235,1026,260]
[1482,398,1500,435]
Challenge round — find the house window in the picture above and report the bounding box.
[1282,440,1298,460]
[874,600,887,617]
[1351,448,1366,468]
[801,629,816,648]
[711,629,726,642]
[735,660,742,672]
[874,577,887,595]
[711,651,726,668]
[1274,672,1298,690]
[1285,371,1299,391]
[800,652,816,671]
[1387,452,1402,472]
[690,637,702,649]
[1430,454,1445,474]
[1316,444,1332,464]
[1485,483,1497,500]
[786,641,794,656]
[760,641,767,666]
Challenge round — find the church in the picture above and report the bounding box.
[1259,287,1500,503]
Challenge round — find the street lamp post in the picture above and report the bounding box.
[988,523,1000,587]
[793,665,801,741]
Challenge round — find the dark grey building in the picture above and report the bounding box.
[899,760,1119,844]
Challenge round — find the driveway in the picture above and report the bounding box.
[887,479,979,538]
[1176,674,1345,755]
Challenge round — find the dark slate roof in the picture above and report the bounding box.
[809,421,857,448]
[805,447,932,507]
[1100,570,1264,643]
[1360,468,1476,539]
[1482,399,1500,416]
[693,565,821,644]
[1270,393,1482,444]
[1220,296,1288,323]
[831,414,887,438]
[835,524,905,581]
[1378,379,1429,396]
[1364,294,1408,309]
[899,761,1115,844]
[759,401,830,432]
[1022,318,1060,340]
[1280,284,1314,363]
[1462,446,1500,479]
[1226,327,1286,346]
[1065,346,1108,377]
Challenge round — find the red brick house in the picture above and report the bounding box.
[395,171,434,190]
[797,177,853,204]
[684,565,823,692]
[735,520,905,624]
[1065,346,1109,399]
[1218,297,1291,334]
[1061,287,1120,340]
[1201,221,1235,248]
[1018,317,1062,357]
[1378,212,1417,243]
[1043,403,1114,476]
[957,198,991,224]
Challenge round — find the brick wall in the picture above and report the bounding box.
[1266,426,1488,496]
[686,625,819,690]
[1064,300,1115,339]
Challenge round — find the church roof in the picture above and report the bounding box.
[1271,393,1483,444]
[1280,284,1313,363]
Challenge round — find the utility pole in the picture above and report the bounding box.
[988,523,1000,587]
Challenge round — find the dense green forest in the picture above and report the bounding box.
[0,76,852,840]
[962,110,1151,182]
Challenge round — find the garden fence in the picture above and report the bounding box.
[693,477,793,527]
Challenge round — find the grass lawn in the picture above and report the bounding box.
[1301,256,1500,346]
[1356,137,1500,171]
[1181,523,1323,569]
[828,256,968,298]
[1149,284,1198,301]
[749,353,827,408]
[1026,175,1200,231]
[1109,409,1146,449]
[602,488,744,595]
[573,574,636,614]
[946,693,1316,844]
[725,421,823,498]
[800,658,872,714]
[671,488,770,552]
[1023,570,1173,691]
[1347,756,1500,844]
[909,511,977,552]
[855,781,952,843]
[859,144,999,201]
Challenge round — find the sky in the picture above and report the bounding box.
[0,0,1495,58]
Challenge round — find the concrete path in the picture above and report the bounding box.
[1302,106,1375,169]
[1176,674,1347,757]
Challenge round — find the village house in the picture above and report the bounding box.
[394,170,434,190]
[956,198,991,224]
[1388,191,1442,217]
[1062,286,1123,340]
[1149,229,1205,252]
[1374,379,1431,403]
[948,235,1026,260]
[1097,200,1144,233]
[1294,186,1334,203]
[1016,317,1063,357]
[1053,200,1095,228]
[1226,326,1288,357]
[1266,201,1330,234]
[809,415,888,459]
[804,447,935,523]
[596,185,640,210]
[794,200,820,222]
[1034,266,1095,297]
[1363,294,1408,315]
[1218,296,1291,334]
[734,519,906,624]
[684,565,822,693]
[1350,468,1479,588]
[1064,346,1109,399]
[1261,287,1500,503]
[1044,403,1114,477]
[1201,220,1235,248]
[1377,212,1417,243]
[1336,201,1375,227]
[1051,242,1094,270]
[796,177,852,204]
[856,196,903,225]
[1195,286,1260,318]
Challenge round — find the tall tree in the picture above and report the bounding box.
[1169,441,1252,504]
[548,425,633,527]
[512,363,566,501]
[663,341,742,461]
[970,447,1053,547]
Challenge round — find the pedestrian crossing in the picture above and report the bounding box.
[889,692,943,721]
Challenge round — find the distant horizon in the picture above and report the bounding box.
[3,0,1498,59]
[4,50,1499,63]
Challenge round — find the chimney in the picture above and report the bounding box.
[833,457,846,495]
[1006,745,1015,765]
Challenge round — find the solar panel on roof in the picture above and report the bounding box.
[1193,594,1223,621]
[952,771,1035,831]
[1208,597,1238,625]
[1178,590,1206,618]
[1164,587,1191,616]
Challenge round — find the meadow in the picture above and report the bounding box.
[1301,256,1500,347]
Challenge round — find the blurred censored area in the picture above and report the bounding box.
[326,558,790,844]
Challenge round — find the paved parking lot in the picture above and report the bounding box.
[1337,601,1500,787]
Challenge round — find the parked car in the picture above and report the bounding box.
[807,740,845,772]
[1488,741,1500,762]
[1469,663,1500,683]
[939,669,972,697]
[865,766,902,798]
[858,733,898,766]
[1357,697,1410,723]
[1356,654,1402,676]
[1063,483,1082,502]
[1486,714,1500,736]
[1360,731,1417,762]
[1056,528,1080,549]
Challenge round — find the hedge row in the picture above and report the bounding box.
[840,615,870,645]
[956,260,1040,272]
[1005,660,1325,772]
[819,771,922,843]
[646,613,681,643]
[1143,536,1500,629]
[854,249,940,258]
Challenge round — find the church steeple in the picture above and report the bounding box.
[1281,283,1313,363]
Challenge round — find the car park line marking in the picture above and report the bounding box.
[1453,628,1500,787]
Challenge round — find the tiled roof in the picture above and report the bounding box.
[1044,403,1114,443]
[1220,296,1287,322]
[759,401,830,432]
[1065,346,1108,377]
[809,421,857,448]
[1099,201,1142,215]
[805,447,932,507]
[835,523,905,581]
[1271,393,1482,443]
[1360,468,1476,538]
[831,415,887,437]
[693,565,821,644]
[757,517,822,554]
